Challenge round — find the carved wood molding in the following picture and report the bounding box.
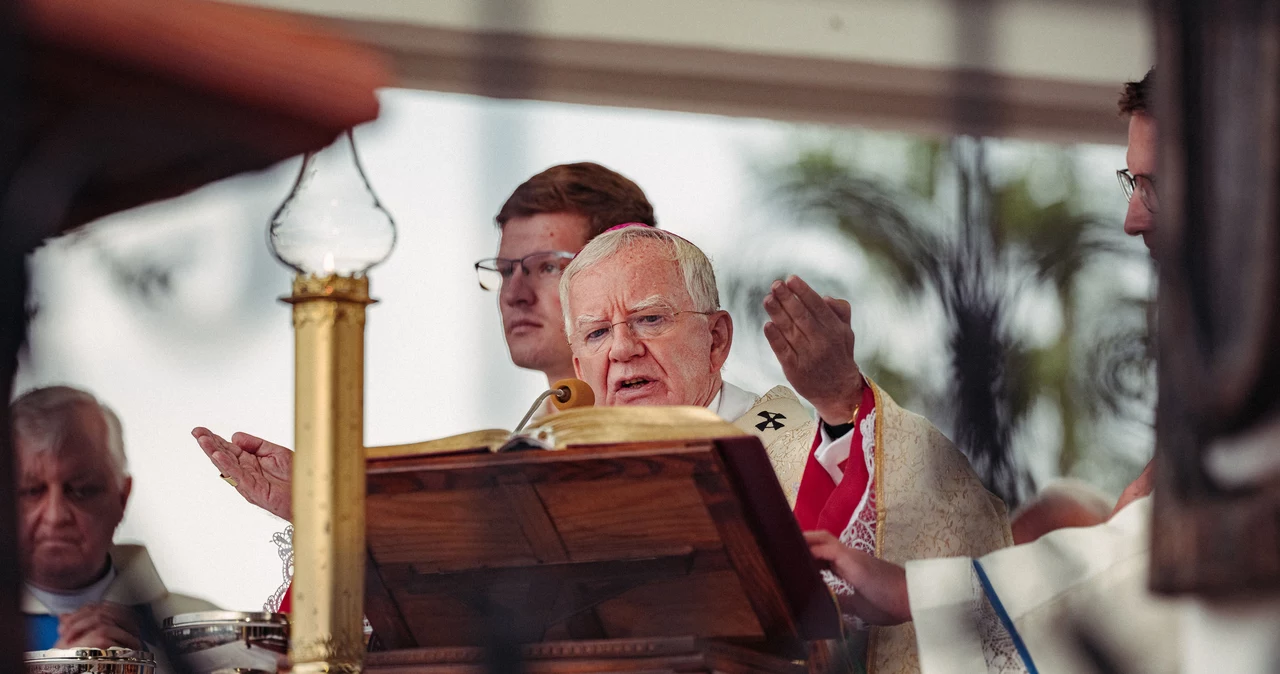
[367,636,701,665]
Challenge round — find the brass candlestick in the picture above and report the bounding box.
[285,274,373,674]
[267,128,395,673]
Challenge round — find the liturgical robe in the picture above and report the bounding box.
[780,379,1013,674]
[906,495,1181,674]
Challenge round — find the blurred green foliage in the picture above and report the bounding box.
[726,133,1154,505]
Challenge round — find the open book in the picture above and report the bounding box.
[365,405,748,460]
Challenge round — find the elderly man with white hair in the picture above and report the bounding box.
[558,224,820,481]
[559,224,1011,674]
[16,386,215,651]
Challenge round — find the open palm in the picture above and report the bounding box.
[763,275,864,424]
[192,427,293,521]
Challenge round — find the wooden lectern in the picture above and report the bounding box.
[362,436,843,673]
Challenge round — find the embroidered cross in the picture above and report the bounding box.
[756,411,786,431]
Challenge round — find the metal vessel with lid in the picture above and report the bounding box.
[161,611,288,674]
[25,647,155,674]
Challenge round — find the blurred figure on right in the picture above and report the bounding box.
[806,69,1182,674]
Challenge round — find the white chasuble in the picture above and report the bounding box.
[907,495,1181,674]
[861,382,1013,674]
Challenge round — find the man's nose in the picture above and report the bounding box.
[40,490,75,527]
[1123,197,1153,238]
[501,268,536,306]
[608,324,646,361]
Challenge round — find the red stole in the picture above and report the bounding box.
[793,383,876,538]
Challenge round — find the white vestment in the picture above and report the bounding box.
[906,496,1182,674]
[23,544,217,619]
[24,545,218,668]
[1182,596,1280,673]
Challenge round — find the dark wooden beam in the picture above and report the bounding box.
[1150,0,1280,598]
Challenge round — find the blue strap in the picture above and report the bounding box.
[972,559,1039,674]
[24,605,160,652]
[25,614,59,650]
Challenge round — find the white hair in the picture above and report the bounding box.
[559,226,720,336]
[12,386,128,487]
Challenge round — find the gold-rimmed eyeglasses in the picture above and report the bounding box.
[573,308,715,355]
[474,251,576,291]
[1117,169,1158,213]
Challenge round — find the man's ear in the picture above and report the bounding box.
[709,310,733,371]
[573,356,584,378]
[119,476,132,515]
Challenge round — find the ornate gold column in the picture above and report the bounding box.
[286,274,372,674]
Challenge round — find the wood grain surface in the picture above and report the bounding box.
[364,438,838,659]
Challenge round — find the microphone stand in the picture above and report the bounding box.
[511,378,595,435]
[512,384,574,434]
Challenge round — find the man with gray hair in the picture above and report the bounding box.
[16,386,214,651]
[560,223,1011,673]
[558,224,817,490]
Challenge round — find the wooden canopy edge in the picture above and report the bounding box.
[14,0,392,231]
[22,0,391,130]
[318,18,1127,146]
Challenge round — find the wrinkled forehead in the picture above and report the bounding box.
[15,404,111,470]
[569,243,691,314]
[17,446,116,484]
[498,212,591,257]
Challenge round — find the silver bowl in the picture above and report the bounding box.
[25,647,155,674]
[161,612,287,674]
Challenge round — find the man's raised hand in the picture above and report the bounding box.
[192,427,293,521]
[762,275,864,424]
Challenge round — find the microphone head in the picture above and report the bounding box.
[550,378,595,410]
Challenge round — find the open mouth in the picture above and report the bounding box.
[614,377,659,396]
[619,377,652,389]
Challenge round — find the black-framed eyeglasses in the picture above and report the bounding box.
[1117,169,1158,213]
[474,251,576,291]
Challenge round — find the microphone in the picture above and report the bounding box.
[512,378,595,433]
[549,378,595,411]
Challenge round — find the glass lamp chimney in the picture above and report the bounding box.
[269,130,395,277]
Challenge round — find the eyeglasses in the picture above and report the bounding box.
[474,251,576,291]
[1117,169,1158,213]
[572,308,715,355]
